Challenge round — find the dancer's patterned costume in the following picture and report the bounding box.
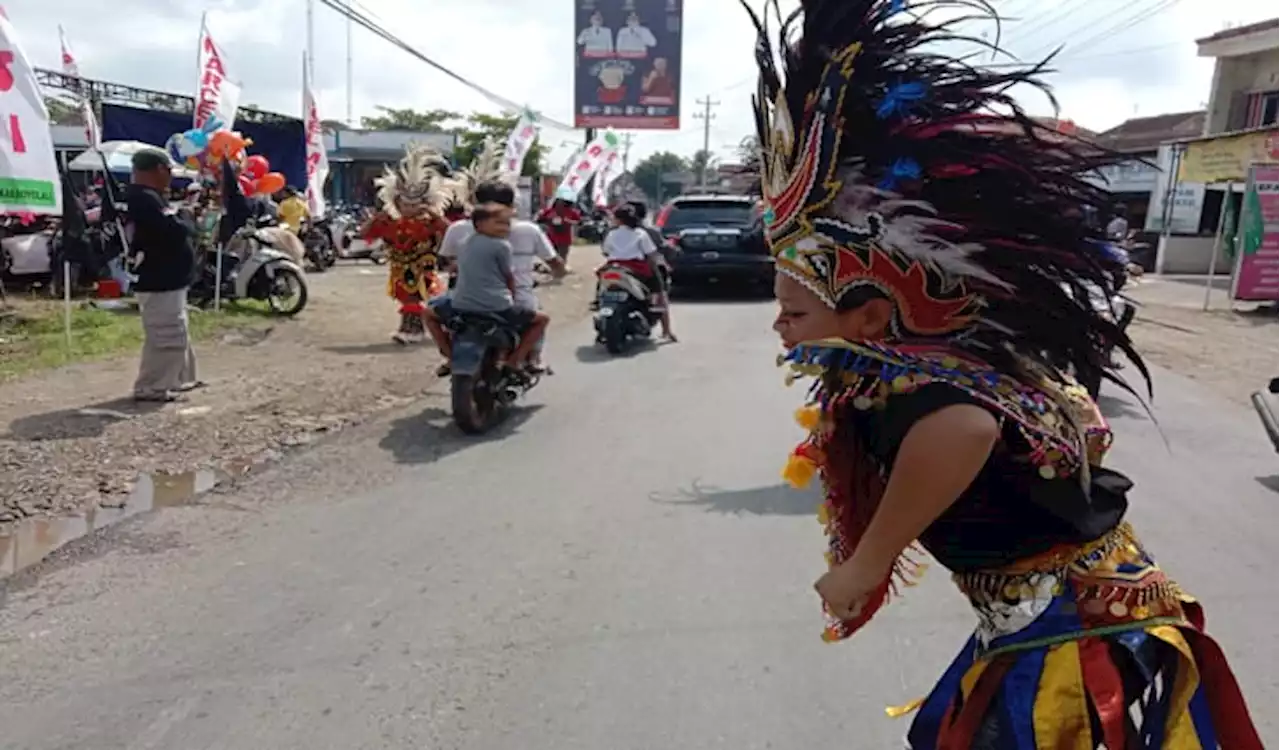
[363,144,454,344]
[744,1,1263,747]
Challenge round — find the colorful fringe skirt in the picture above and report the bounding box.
[905,523,1263,749]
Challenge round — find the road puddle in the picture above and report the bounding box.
[0,469,221,579]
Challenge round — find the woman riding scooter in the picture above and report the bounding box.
[600,203,677,342]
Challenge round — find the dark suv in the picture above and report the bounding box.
[654,195,771,291]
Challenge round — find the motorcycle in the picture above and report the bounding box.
[335,206,387,264]
[442,309,540,434]
[190,223,309,316]
[1252,378,1279,452]
[299,217,338,272]
[593,262,665,354]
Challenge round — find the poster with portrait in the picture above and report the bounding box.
[573,0,682,130]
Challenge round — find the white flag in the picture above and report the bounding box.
[194,16,240,131]
[0,9,62,214]
[556,129,621,200]
[500,109,539,178]
[302,54,329,218]
[592,148,624,207]
[57,26,100,149]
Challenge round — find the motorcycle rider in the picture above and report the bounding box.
[437,180,566,374]
[426,203,550,375]
[601,203,676,342]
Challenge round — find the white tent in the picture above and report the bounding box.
[67,140,198,179]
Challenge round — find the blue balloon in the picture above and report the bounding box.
[179,129,209,156]
[164,133,186,163]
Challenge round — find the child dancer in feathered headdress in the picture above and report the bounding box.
[745,0,1263,746]
[363,143,455,344]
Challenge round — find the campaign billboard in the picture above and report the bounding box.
[573,0,682,130]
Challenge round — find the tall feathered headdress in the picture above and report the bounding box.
[374,142,455,220]
[451,136,511,210]
[745,0,1147,391]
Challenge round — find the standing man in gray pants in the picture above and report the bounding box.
[126,148,200,402]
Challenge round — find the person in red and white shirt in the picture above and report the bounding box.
[535,199,582,264]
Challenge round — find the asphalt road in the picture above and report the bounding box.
[0,298,1276,749]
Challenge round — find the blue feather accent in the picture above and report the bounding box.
[877,158,922,190]
[876,81,928,120]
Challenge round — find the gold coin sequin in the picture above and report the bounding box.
[1108,601,1129,618]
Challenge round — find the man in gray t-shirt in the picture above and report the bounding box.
[424,204,551,374]
[452,232,516,313]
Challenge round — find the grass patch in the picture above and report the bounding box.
[0,297,273,380]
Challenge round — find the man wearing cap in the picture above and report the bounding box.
[127,147,200,402]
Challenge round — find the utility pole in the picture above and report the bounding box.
[345,4,354,126]
[305,0,316,83]
[620,132,634,171]
[694,96,720,189]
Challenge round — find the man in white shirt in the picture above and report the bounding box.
[577,11,613,58]
[439,181,566,368]
[615,12,657,58]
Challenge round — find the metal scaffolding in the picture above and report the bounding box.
[35,67,298,126]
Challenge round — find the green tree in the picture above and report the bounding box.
[632,151,687,203]
[361,106,460,132]
[451,112,547,177]
[44,96,83,126]
[690,148,718,188]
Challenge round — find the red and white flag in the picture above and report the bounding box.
[0,7,62,214]
[57,26,99,149]
[302,53,329,217]
[194,15,240,131]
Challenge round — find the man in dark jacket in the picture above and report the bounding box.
[127,148,200,402]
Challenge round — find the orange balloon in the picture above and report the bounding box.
[208,130,246,158]
[255,172,286,195]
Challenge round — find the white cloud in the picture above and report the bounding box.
[12,0,1278,171]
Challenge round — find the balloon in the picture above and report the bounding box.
[238,175,256,195]
[243,155,270,181]
[208,130,247,160]
[165,133,186,165]
[255,172,286,195]
[181,129,209,154]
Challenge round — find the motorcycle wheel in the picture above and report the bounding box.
[451,373,497,435]
[266,267,308,316]
[603,312,629,355]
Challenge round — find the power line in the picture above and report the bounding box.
[1060,0,1186,58]
[315,0,575,131]
[1018,0,1177,62]
[995,0,1111,56]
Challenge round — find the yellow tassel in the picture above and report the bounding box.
[781,453,818,488]
[885,697,925,718]
[817,502,831,525]
[794,404,821,431]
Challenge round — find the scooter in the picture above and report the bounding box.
[593,262,665,355]
[190,223,309,316]
[299,218,338,272]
